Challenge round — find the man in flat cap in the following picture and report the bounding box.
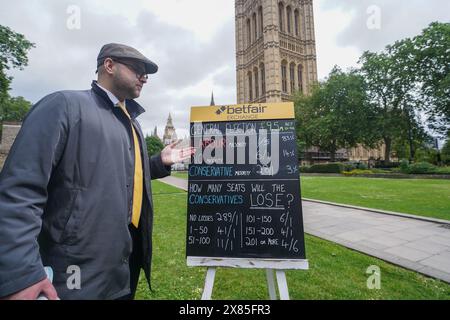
[0,43,194,300]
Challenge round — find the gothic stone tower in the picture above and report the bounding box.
[162,113,178,146]
[236,0,318,103]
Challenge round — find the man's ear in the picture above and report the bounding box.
[103,58,115,75]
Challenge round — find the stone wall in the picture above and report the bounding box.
[0,123,22,170]
[0,152,7,169]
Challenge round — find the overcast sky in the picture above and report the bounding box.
[1,0,449,139]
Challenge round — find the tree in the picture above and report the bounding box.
[0,65,8,108]
[0,24,35,117]
[442,135,450,165]
[295,67,377,161]
[409,22,450,135]
[359,22,450,162]
[145,135,164,157]
[1,96,31,122]
[359,38,426,163]
[392,125,433,163]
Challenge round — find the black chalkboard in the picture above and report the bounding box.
[186,104,306,264]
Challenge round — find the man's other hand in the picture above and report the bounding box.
[1,278,58,300]
[161,139,195,166]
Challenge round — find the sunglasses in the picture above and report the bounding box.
[112,59,149,80]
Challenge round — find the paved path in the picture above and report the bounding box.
[159,176,450,283]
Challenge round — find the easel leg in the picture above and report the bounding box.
[201,267,216,300]
[275,270,290,300]
[266,269,277,300]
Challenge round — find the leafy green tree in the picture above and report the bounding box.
[0,66,9,107]
[2,96,31,122]
[295,67,377,161]
[0,24,35,118]
[393,99,432,162]
[359,23,449,162]
[410,22,450,134]
[359,38,425,163]
[414,147,439,165]
[392,127,433,162]
[145,135,164,157]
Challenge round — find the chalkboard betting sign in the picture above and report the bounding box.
[186,102,308,269]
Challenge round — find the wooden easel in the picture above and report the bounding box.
[201,267,290,300]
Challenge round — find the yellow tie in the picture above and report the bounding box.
[118,101,143,228]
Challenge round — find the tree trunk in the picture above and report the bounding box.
[384,137,391,164]
[330,150,336,162]
[409,133,415,162]
[406,109,415,162]
[330,141,337,162]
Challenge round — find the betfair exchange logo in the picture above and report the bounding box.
[221,105,268,115]
[216,105,268,120]
[215,106,227,115]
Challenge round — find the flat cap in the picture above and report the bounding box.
[97,43,158,74]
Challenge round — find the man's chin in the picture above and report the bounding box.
[129,89,140,99]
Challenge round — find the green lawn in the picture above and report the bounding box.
[171,171,189,180]
[170,171,450,221]
[135,180,450,300]
[301,176,450,221]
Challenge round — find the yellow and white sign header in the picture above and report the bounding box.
[190,102,295,122]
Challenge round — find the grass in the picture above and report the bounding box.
[171,171,189,180]
[170,171,450,221]
[134,180,450,300]
[301,176,450,221]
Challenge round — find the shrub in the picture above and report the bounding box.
[399,159,410,173]
[371,168,391,174]
[374,161,400,169]
[343,162,356,172]
[300,166,310,173]
[443,156,450,166]
[436,166,450,174]
[415,148,439,165]
[343,162,368,171]
[406,162,438,174]
[355,162,368,170]
[308,163,345,174]
[342,169,374,176]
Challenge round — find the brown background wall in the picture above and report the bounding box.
[0,123,22,169]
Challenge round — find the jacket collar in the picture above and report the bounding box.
[91,80,146,119]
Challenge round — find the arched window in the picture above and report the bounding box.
[254,67,259,99]
[248,71,253,101]
[258,7,263,37]
[289,62,295,94]
[281,61,288,93]
[246,18,251,47]
[260,63,266,96]
[286,6,292,34]
[298,64,304,93]
[294,9,300,36]
[252,13,257,41]
[278,3,284,32]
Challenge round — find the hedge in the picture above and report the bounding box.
[302,162,345,174]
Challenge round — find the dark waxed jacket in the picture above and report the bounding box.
[0,81,170,299]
